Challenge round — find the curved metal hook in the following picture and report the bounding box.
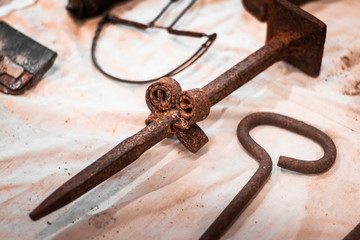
[243,112,337,174]
[199,112,336,240]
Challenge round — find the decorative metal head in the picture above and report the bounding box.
[145,77,211,153]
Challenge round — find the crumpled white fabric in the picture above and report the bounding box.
[0,0,360,239]
[0,0,36,17]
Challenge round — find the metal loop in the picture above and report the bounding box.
[176,88,210,127]
[145,77,182,113]
[240,112,337,174]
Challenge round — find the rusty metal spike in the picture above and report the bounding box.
[30,110,179,220]
[30,0,327,221]
[199,112,336,240]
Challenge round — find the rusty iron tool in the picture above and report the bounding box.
[200,112,337,240]
[344,222,360,240]
[92,0,217,84]
[0,21,57,95]
[242,0,314,21]
[29,0,326,221]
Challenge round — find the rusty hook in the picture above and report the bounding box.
[200,112,336,239]
[244,112,337,174]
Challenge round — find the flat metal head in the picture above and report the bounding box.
[266,0,326,77]
[242,0,314,22]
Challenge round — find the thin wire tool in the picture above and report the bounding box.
[92,0,217,84]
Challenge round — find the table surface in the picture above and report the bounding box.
[1,0,360,239]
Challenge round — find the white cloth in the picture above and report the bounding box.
[0,0,36,17]
[1,0,359,239]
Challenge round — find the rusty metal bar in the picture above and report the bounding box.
[200,112,336,239]
[202,39,285,106]
[30,0,327,221]
[30,110,179,220]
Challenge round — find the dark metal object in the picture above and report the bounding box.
[242,0,314,21]
[66,0,124,19]
[0,21,57,95]
[91,0,217,84]
[30,109,179,220]
[30,0,326,221]
[199,112,336,240]
[344,223,360,240]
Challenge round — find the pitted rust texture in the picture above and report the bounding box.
[202,39,286,106]
[199,115,273,240]
[146,77,210,152]
[146,77,182,114]
[344,223,360,240]
[30,77,209,220]
[242,0,314,21]
[173,123,209,153]
[202,0,326,106]
[266,0,326,77]
[242,112,336,174]
[176,88,210,128]
[30,109,180,221]
[145,77,211,129]
[200,112,336,240]
[30,0,328,221]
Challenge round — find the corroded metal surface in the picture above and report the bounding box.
[242,0,314,21]
[344,223,360,240]
[145,77,182,114]
[145,77,211,153]
[30,0,327,221]
[199,112,337,240]
[0,21,57,95]
[199,114,273,240]
[202,0,326,106]
[242,112,336,174]
[29,109,180,221]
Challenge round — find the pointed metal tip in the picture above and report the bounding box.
[28,179,85,222]
[29,210,41,221]
[28,178,81,222]
[28,116,175,221]
[29,202,51,221]
[29,198,58,221]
